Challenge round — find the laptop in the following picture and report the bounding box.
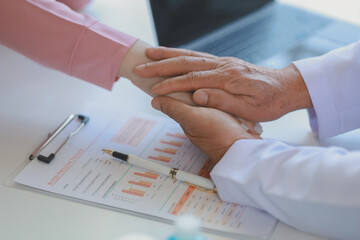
[148,0,360,68]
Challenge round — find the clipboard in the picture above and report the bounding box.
[3,109,186,236]
[4,104,277,239]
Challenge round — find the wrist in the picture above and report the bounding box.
[117,40,196,105]
[279,63,313,112]
[117,40,149,79]
[117,40,162,96]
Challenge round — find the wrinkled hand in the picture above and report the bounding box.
[151,96,261,163]
[135,46,312,122]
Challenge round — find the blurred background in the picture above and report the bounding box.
[86,0,360,45]
[279,0,360,25]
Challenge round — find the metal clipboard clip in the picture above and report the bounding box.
[29,114,90,164]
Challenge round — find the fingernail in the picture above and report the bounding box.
[152,83,160,92]
[134,64,145,71]
[240,123,250,131]
[254,123,263,135]
[195,90,208,105]
[152,99,161,110]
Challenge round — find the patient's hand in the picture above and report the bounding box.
[117,40,194,105]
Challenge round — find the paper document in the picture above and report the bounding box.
[15,104,276,238]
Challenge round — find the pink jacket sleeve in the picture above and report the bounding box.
[0,0,137,90]
[57,0,90,11]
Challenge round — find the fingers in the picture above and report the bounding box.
[151,71,226,95]
[193,88,248,118]
[151,96,195,127]
[192,88,263,135]
[145,46,215,60]
[167,91,196,106]
[134,56,219,78]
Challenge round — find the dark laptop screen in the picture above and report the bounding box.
[150,0,272,47]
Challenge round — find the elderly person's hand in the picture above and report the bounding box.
[135,46,313,122]
[151,96,261,162]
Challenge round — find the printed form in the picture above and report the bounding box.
[15,105,276,238]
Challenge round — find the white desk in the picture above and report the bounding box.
[1,1,359,240]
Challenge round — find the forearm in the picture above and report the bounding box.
[211,139,360,239]
[57,0,90,11]
[0,0,136,89]
[278,63,313,112]
[118,40,194,105]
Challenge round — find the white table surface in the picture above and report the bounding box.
[1,1,359,240]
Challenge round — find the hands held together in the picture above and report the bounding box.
[133,46,312,162]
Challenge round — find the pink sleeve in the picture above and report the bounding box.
[57,0,90,11]
[0,0,137,90]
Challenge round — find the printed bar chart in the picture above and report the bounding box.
[171,186,196,215]
[160,140,183,147]
[134,171,159,180]
[122,187,146,197]
[148,155,171,163]
[154,147,177,155]
[166,133,187,139]
[128,180,153,188]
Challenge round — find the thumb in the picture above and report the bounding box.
[193,89,262,134]
[193,88,245,117]
[151,96,193,126]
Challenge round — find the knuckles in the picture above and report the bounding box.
[176,56,193,66]
[220,56,238,62]
[184,71,202,83]
[215,58,257,92]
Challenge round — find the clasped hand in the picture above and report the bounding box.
[134,46,312,162]
[151,96,261,162]
[135,46,312,122]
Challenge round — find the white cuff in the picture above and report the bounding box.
[293,58,339,139]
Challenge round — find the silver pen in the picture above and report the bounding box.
[102,149,217,193]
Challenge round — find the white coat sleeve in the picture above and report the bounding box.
[210,139,360,240]
[293,40,360,139]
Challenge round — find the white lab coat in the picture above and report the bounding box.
[210,40,360,240]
